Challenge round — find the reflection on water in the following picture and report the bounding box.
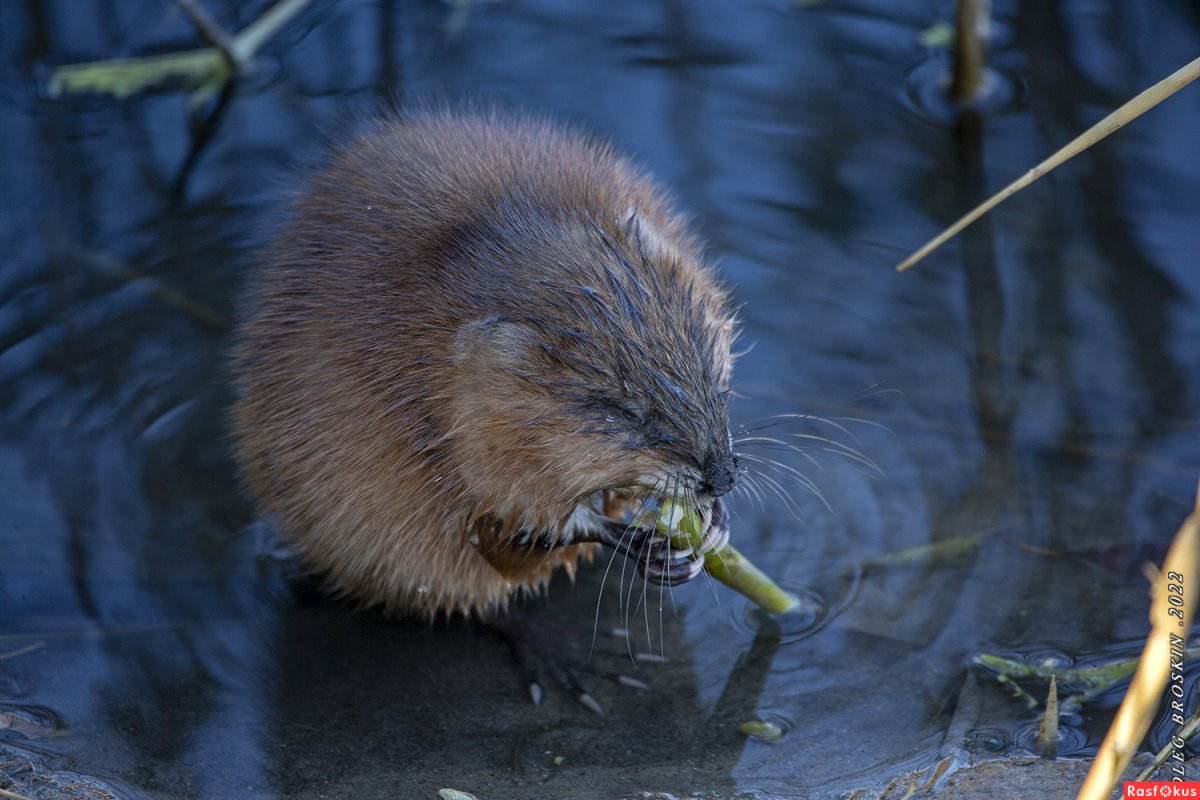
[2,1,1199,798]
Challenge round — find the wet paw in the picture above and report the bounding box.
[488,608,656,715]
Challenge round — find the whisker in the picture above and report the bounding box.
[816,445,885,478]
[734,448,830,484]
[841,381,902,406]
[776,430,877,458]
[738,451,821,493]
[736,432,847,450]
[624,481,659,641]
[734,412,888,454]
[736,440,830,472]
[743,463,815,517]
[734,412,856,443]
[643,479,668,654]
[736,431,884,479]
[593,493,652,660]
[730,478,759,513]
[736,471,769,511]
[642,474,677,655]
[699,519,732,608]
[805,412,898,444]
[657,477,678,659]
[739,450,840,497]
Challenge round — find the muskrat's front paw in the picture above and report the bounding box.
[489,608,653,715]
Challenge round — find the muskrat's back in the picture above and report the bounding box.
[233,109,737,619]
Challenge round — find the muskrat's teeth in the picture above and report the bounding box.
[638,534,704,586]
[593,514,708,586]
[691,496,730,555]
[704,525,729,555]
[710,496,729,529]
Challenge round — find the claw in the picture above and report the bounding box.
[578,693,605,716]
[489,608,655,711]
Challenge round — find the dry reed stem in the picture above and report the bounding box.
[1075,484,1200,800]
[46,0,313,99]
[951,0,990,103]
[897,54,1200,272]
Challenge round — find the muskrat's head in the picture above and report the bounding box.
[447,212,738,532]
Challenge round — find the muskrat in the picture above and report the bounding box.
[232,108,739,623]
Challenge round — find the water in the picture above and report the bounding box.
[3,1,1199,798]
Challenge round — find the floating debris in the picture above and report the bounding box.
[738,719,784,742]
[437,789,478,800]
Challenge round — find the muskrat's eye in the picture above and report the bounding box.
[595,398,647,429]
[611,401,645,425]
[620,403,646,424]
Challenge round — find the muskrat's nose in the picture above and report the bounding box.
[698,451,737,497]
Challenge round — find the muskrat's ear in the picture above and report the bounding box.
[621,207,679,267]
[453,316,533,369]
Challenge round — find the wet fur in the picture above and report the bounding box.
[232,109,736,619]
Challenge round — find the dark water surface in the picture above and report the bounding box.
[3,2,1199,799]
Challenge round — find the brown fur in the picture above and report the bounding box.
[232,109,736,619]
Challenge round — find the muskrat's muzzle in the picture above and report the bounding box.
[595,496,731,586]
